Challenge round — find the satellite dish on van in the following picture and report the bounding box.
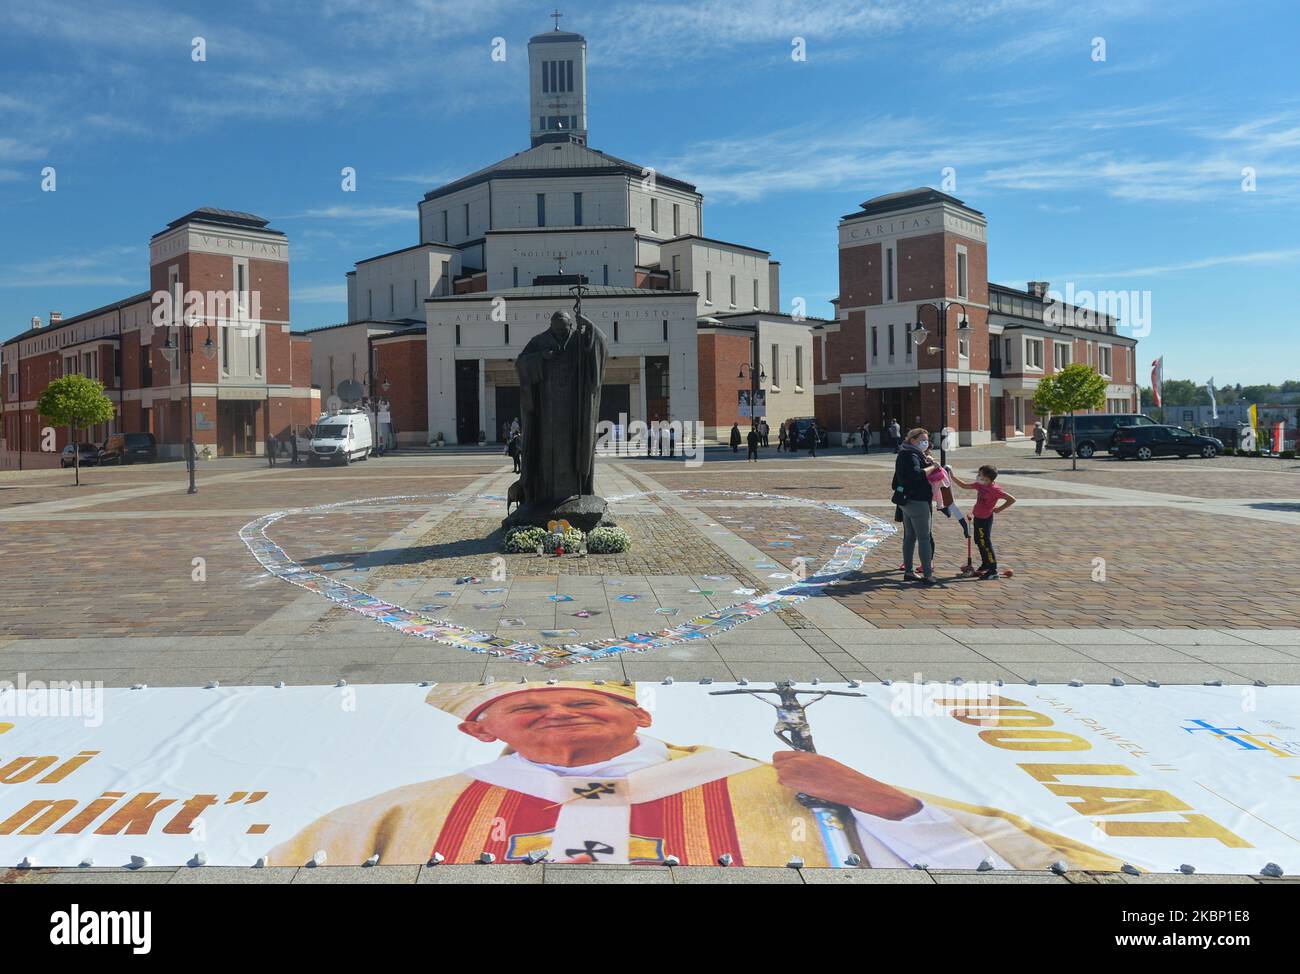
[336,379,365,405]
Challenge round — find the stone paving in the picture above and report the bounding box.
[3,444,1300,883]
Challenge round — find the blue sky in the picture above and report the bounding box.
[2,0,1297,383]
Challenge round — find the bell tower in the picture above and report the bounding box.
[528,15,587,146]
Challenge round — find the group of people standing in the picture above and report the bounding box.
[729,418,821,461]
[891,427,1016,584]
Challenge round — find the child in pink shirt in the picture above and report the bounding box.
[949,464,1016,579]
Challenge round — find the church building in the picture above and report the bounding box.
[300,20,823,445]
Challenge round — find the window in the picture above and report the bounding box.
[413,279,419,310]
[1025,338,1044,370]
[752,279,759,309]
[1053,342,1069,370]
[389,283,395,316]
[441,211,448,241]
[463,203,470,237]
[441,260,450,296]
[573,192,582,225]
[254,328,261,372]
[1004,337,1012,364]
[871,326,878,359]
[662,319,668,341]
[771,344,779,386]
[957,247,969,299]
[513,266,519,287]
[671,255,680,290]
[650,198,658,233]
[729,274,736,307]
[536,194,546,227]
[504,322,509,345]
[672,203,680,236]
[905,322,912,359]
[368,289,373,317]
[613,321,619,342]
[602,264,609,285]
[958,332,969,359]
[705,271,712,303]
[455,325,461,346]
[888,324,895,358]
[795,347,803,387]
[885,247,894,301]
[235,260,249,318]
[221,321,230,369]
[1099,345,1112,376]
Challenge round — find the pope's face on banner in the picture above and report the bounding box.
[458,688,652,765]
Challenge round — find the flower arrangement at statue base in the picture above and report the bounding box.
[501,524,630,555]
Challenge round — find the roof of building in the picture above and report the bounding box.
[841,187,984,221]
[427,284,697,303]
[291,318,421,337]
[3,291,152,348]
[708,309,833,325]
[355,241,457,267]
[660,234,770,257]
[528,29,586,44]
[423,140,697,201]
[153,207,284,239]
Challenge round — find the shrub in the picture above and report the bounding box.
[586,526,632,553]
[503,526,547,553]
[1281,450,1296,460]
[503,525,585,553]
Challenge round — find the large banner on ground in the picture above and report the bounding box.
[1,680,1295,873]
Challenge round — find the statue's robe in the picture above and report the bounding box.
[515,315,607,506]
[269,742,1121,870]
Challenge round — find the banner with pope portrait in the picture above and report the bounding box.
[0,679,1295,874]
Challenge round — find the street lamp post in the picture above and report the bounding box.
[162,324,216,494]
[738,359,766,436]
[911,300,971,468]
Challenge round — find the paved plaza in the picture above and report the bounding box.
[2,443,1298,884]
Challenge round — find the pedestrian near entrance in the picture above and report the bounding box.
[808,420,819,458]
[950,464,1016,579]
[892,428,938,584]
[730,423,742,453]
[861,420,871,454]
[266,433,278,467]
[889,418,902,453]
[746,426,759,462]
[760,419,770,448]
[1033,421,1046,456]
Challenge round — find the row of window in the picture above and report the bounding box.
[453,320,672,346]
[877,245,970,303]
[767,343,803,389]
[539,59,574,94]
[1013,337,1117,377]
[700,270,761,309]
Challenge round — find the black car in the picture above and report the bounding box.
[60,443,100,468]
[1112,425,1223,460]
[1046,413,1156,458]
[99,431,158,465]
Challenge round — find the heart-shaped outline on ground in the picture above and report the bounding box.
[239,490,896,668]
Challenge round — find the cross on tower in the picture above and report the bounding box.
[551,9,563,30]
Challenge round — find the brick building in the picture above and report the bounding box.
[813,188,1139,444]
[2,208,318,468]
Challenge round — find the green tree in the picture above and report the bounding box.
[1032,363,1108,470]
[36,374,116,486]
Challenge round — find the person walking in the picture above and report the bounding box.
[266,432,278,467]
[746,425,759,462]
[861,420,871,454]
[290,427,299,465]
[808,420,819,458]
[730,423,742,453]
[1033,420,1046,456]
[507,430,521,473]
[889,418,902,453]
[892,428,939,584]
[760,419,770,448]
[777,421,788,453]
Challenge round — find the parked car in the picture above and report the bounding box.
[788,417,829,449]
[60,442,100,468]
[98,432,158,465]
[308,409,373,465]
[1046,413,1157,458]
[1113,425,1223,460]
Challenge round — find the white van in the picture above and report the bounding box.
[308,409,373,465]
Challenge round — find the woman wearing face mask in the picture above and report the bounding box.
[892,427,939,584]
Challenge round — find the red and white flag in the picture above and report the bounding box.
[1151,357,1163,407]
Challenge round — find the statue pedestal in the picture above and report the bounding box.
[504,494,609,532]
